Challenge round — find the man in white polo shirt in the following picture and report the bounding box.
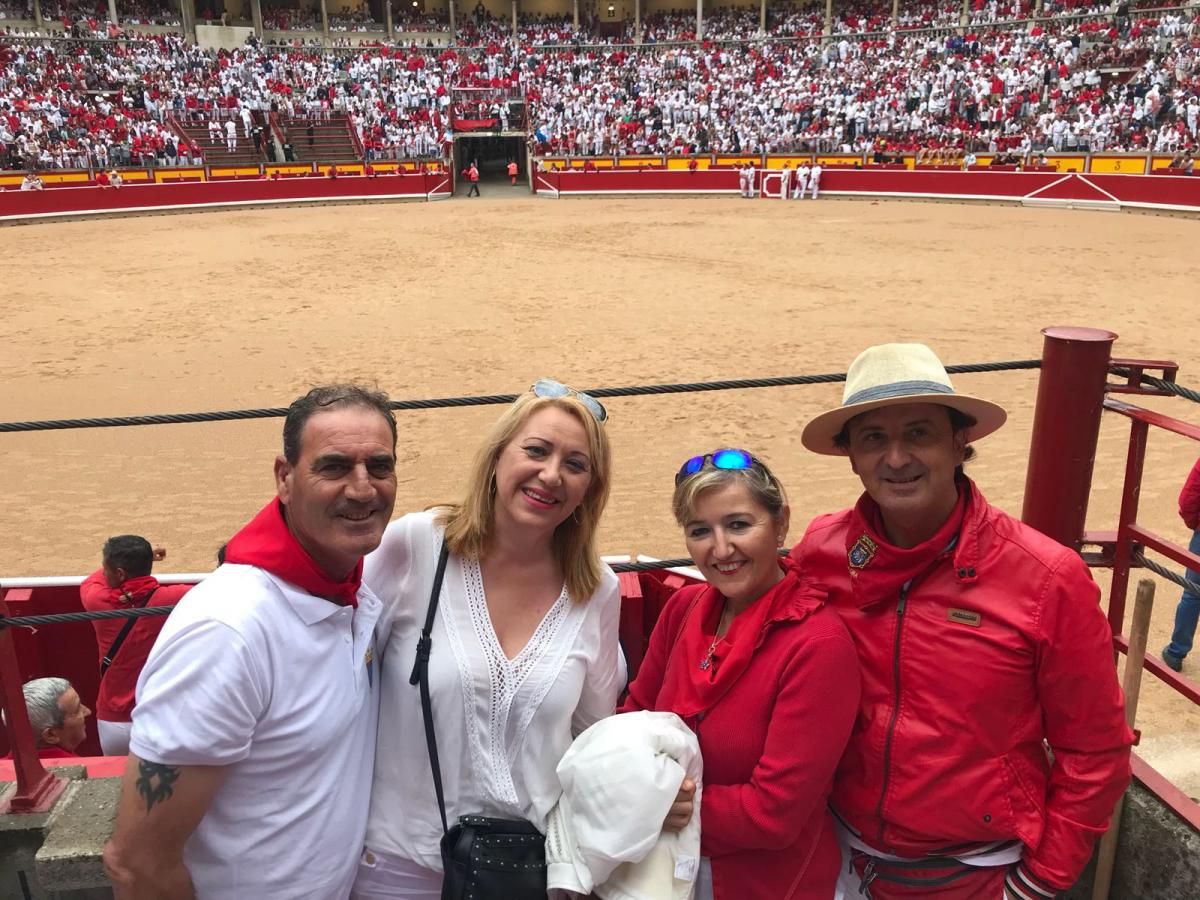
[104,384,399,900]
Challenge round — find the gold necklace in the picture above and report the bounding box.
[699,600,730,671]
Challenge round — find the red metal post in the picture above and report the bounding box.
[1022,326,1118,549]
[0,594,67,815]
[1108,421,1149,635]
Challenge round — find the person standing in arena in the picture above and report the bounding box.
[808,162,823,199]
[80,537,191,756]
[1162,456,1200,672]
[795,161,810,199]
[779,162,792,200]
[792,343,1133,900]
[467,160,481,197]
[104,385,398,900]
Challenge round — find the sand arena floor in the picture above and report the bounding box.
[2,196,1200,794]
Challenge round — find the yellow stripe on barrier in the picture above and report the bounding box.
[155,169,206,183]
[210,167,262,178]
[40,172,92,184]
[817,155,861,168]
[665,157,711,170]
[1045,156,1086,173]
[765,156,815,169]
[1089,156,1146,175]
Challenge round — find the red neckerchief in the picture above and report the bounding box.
[844,484,970,608]
[93,574,159,607]
[224,499,361,608]
[657,558,826,721]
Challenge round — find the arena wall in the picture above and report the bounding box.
[533,168,1200,214]
[0,172,449,222]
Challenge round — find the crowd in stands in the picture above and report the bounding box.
[1,0,1198,172]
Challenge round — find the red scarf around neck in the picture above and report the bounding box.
[94,574,159,607]
[657,558,825,721]
[224,499,362,608]
[845,484,969,608]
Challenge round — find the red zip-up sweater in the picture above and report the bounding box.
[79,571,191,723]
[791,479,1133,892]
[620,573,860,900]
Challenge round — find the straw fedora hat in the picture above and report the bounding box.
[801,343,1008,456]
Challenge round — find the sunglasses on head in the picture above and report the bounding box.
[675,448,760,485]
[531,378,608,423]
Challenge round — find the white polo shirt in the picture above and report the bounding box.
[131,564,381,900]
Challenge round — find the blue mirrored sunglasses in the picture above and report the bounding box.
[675,448,758,485]
[531,378,608,423]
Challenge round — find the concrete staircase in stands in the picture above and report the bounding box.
[281,114,361,162]
[173,113,268,166]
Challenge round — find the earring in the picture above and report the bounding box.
[572,508,582,524]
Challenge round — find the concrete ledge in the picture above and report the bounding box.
[37,778,120,891]
[1065,778,1200,899]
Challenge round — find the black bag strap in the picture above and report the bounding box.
[100,587,158,678]
[409,542,451,836]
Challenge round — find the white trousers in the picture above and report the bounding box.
[351,847,442,900]
[98,719,132,756]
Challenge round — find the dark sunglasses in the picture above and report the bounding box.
[531,378,608,423]
[675,448,760,485]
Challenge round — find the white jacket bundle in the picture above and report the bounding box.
[546,711,703,900]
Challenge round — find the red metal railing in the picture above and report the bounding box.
[1021,328,1200,708]
[0,594,67,814]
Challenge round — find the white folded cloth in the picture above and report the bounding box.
[546,711,703,900]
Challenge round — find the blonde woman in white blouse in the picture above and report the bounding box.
[353,380,625,899]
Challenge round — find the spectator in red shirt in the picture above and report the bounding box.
[80,536,191,755]
[1164,458,1200,671]
[1,677,91,759]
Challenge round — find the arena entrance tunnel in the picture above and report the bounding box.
[453,135,527,191]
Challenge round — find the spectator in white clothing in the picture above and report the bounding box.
[354,378,625,898]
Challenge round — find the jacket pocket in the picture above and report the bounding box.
[1002,753,1047,850]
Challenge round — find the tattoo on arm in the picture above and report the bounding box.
[136,760,181,813]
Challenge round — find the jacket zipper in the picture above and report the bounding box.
[874,584,909,844]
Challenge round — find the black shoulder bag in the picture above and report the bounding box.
[99,587,158,678]
[408,543,547,900]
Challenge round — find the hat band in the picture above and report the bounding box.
[844,379,955,407]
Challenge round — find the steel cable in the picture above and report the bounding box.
[0,360,1041,434]
[1132,551,1200,598]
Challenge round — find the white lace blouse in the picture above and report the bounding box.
[362,511,626,871]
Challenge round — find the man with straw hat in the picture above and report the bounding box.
[791,343,1133,900]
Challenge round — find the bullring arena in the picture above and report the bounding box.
[4,199,1200,780]
[3,0,1200,894]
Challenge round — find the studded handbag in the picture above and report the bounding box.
[409,543,548,900]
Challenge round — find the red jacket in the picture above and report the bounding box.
[621,571,860,900]
[79,571,191,723]
[790,479,1133,891]
[1179,457,1200,529]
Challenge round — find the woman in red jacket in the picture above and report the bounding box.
[621,449,860,900]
